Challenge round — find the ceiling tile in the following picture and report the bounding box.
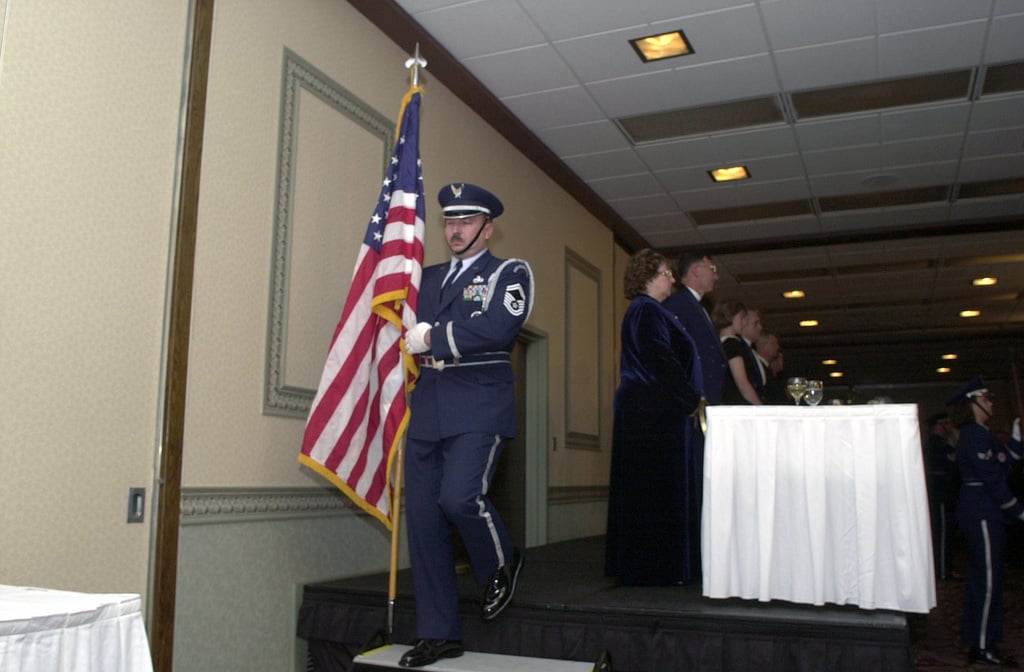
[583,70,681,118]
[463,44,579,98]
[587,173,667,201]
[552,28,675,84]
[410,0,546,59]
[794,116,881,151]
[656,164,732,192]
[536,120,632,157]
[672,54,780,105]
[704,177,813,205]
[700,215,822,244]
[562,148,648,180]
[500,86,605,129]
[709,126,800,162]
[608,193,682,218]
[876,0,992,33]
[881,103,971,140]
[588,56,780,119]
[515,0,751,41]
[635,136,721,171]
[886,203,955,225]
[882,135,963,166]
[394,0,466,12]
[985,12,1024,62]
[958,154,1024,181]
[723,247,833,273]
[803,144,882,175]
[878,21,989,78]
[642,226,706,248]
[970,95,1024,131]
[628,211,698,234]
[660,4,769,63]
[759,0,876,50]
[962,127,1024,159]
[775,38,878,92]
[950,194,1024,219]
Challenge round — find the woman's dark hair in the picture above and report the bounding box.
[624,249,667,299]
[947,400,974,429]
[712,299,746,331]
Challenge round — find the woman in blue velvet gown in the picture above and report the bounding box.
[605,249,704,585]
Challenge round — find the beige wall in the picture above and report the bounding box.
[186,0,620,491]
[1,0,187,595]
[2,0,623,670]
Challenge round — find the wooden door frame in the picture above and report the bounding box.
[148,1,214,670]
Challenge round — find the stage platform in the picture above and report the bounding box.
[297,536,913,672]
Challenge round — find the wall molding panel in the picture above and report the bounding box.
[563,248,603,452]
[264,48,394,418]
[181,486,361,525]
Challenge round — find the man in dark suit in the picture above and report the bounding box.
[662,252,727,404]
[755,332,788,404]
[401,183,533,668]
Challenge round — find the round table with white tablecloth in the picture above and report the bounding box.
[0,585,154,672]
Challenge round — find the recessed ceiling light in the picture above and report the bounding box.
[799,319,819,327]
[829,371,844,378]
[973,276,998,286]
[629,30,693,63]
[937,367,952,373]
[960,309,981,318]
[941,353,958,360]
[783,290,805,299]
[708,165,750,182]
[821,359,837,366]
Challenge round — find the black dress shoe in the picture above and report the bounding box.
[398,639,464,668]
[481,548,523,621]
[968,648,1019,667]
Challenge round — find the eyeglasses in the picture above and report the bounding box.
[701,262,718,273]
[658,269,673,278]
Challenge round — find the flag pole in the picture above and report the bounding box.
[387,436,404,636]
[1012,347,1024,422]
[386,44,427,639]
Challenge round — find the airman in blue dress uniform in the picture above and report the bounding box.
[400,183,533,668]
[951,376,1023,667]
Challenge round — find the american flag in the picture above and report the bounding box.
[299,89,424,529]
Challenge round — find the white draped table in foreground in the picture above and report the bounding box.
[700,403,936,613]
[0,585,154,672]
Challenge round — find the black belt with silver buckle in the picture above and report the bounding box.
[418,352,511,371]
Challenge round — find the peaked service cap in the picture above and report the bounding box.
[947,376,988,405]
[438,182,504,219]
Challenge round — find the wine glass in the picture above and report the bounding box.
[803,380,824,406]
[786,377,808,406]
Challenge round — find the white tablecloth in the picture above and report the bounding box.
[0,585,154,672]
[701,403,936,613]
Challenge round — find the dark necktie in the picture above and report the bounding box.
[440,259,462,296]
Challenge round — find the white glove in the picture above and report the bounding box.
[1013,417,1021,442]
[405,322,431,354]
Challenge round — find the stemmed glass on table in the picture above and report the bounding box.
[803,379,824,406]
[786,377,807,406]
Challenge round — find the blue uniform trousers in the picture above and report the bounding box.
[960,515,1007,650]
[404,432,513,640]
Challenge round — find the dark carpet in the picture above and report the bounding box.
[910,537,1024,670]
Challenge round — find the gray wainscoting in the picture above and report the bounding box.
[174,487,404,672]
